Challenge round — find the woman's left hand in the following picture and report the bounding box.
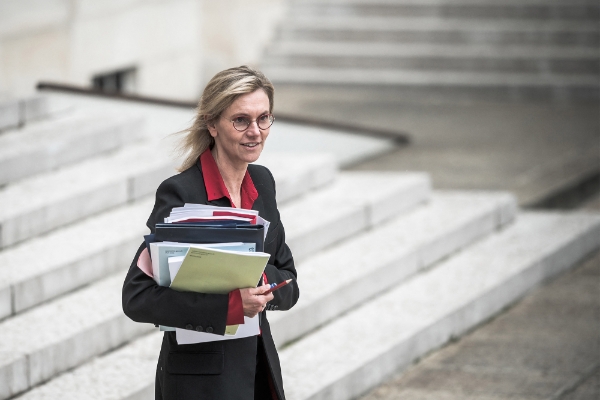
[239,285,275,318]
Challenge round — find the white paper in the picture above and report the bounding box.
[174,204,259,216]
[255,216,270,240]
[175,315,260,344]
[166,215,253,223]
[168,256,185,282]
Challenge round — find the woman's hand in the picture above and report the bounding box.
[240,285,274,318]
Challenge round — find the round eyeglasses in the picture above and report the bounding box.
[221,114,275,132]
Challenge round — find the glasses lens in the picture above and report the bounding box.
[232,117,250,131]
[257,114,274,130]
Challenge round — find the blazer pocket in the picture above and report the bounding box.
[167,351,224,375]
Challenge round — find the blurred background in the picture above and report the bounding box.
[1,0,598,207]
[0,0,599,399]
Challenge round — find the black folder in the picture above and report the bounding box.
[154,223,265,252]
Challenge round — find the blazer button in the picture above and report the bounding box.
[206,326,214,333]
[185,324,193,330]
[195,325,203,332]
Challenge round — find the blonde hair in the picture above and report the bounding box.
[176,65,274,172]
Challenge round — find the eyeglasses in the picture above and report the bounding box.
[221,113,275,132]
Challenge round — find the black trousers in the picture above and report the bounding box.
[254,338,275,399]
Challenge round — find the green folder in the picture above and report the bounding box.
[170,247,270,335]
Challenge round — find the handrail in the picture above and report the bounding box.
[36,82,410,144]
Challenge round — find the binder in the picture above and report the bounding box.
[154,223,265,252]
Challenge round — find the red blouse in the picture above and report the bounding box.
[201,149,278,399]
[199,149,258,326]
[200,148,258,209]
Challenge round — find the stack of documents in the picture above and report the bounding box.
[146,204,271,344]
[166,203,270,235]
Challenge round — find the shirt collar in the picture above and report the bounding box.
[200,148,258,210]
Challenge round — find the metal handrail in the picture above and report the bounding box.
[36,81,410,144]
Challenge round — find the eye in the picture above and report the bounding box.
[233,116,248,124]
[258,114,269,122]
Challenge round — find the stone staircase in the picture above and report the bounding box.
[261,0,600,101]
[0,96,56,133]
[0,95,599,400]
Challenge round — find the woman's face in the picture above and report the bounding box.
[208,89,271,169]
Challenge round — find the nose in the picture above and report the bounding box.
[245,120,261,135]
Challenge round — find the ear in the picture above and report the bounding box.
[206,116,218,138]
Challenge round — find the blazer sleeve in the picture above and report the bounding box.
[122,177,230,335]
[264,221,299,311]
[261,167,300,312]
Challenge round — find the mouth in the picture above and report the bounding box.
[241,142,260,148]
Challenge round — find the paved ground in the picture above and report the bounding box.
[275,86,599,208]
[276,86,600,399]
[359,248,600,400]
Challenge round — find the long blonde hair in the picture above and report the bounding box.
[176,65,275,172]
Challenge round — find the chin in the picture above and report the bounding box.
[245,153,262,164]
[240,147,263,164]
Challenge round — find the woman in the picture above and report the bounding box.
[122,65,299,399]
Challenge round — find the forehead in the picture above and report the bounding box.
[226,89,270,115]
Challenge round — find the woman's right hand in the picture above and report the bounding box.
[239,285,274,318]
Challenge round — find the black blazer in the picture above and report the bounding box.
[122,161,299,400]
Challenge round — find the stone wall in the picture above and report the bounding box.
[0,0,285,100]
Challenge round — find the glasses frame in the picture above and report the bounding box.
[220,113,275,132]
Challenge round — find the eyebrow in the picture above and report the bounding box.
[230,111,270,118]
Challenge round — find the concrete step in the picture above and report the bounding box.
[263,67,600,101]
[265,43,600,74]
[266,1,599,100]
[280,172,430,261]
[258,153,337,204]
[269,190,516,346]
[288,0,600,21]
[0,95,61,133]
[267,122,397,168]
[0,154,337,319]
[268,42,600,59]
[0,172,429,399]
[13,332,163,400]
[0,197,154,320]
[278,17,600,47]
[0,111,144,187]
[280,211,600,400]
[0,274,152,400]
[12,212,600,400]
[0,142,176,249]
[0,149,336,249]
[10,190,516,400]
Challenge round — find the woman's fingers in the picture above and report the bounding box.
[254,284,275,302]
[245,285,274,302]
[239,286,273,318]
[249,284,270,295]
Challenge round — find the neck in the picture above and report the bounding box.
[211,147,246,204]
